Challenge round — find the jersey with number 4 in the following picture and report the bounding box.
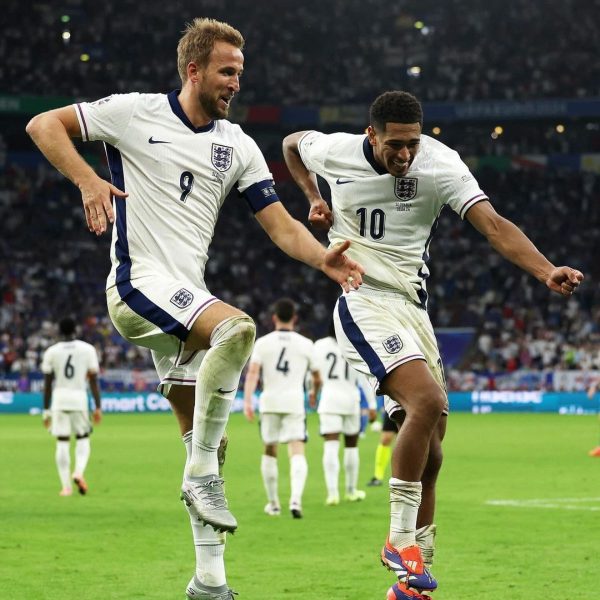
[74,91,278,292]
[250,330,315,415]
[313,336,375,415]
[298,132,488,306]
[41,340,100,411]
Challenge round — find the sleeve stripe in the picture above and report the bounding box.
[76,103,89,141]
[459,194,488,219]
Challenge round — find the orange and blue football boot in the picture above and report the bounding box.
[387,582,432,599]
[381,540,437,591]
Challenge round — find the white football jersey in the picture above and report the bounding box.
[250,330,315,415]
[298,132,488,307]
[41,340,100,411]
[313,336,375,415]
[74,92,278,292]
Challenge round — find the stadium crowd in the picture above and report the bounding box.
[3,0,599,104]
[1,1,599,390]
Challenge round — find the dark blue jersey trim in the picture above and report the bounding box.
[104,144,188,342]
[168,90,215,134]
[337,296,387,382]
[242,179,280,213]
[362,137,388,175]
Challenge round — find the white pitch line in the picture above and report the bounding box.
[486,498,600,511]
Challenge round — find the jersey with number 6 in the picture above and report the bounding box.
[41,340,100,411]
[74,91,278,292]
[298,131,488,307]
[313,336,375,415]
[250,330,315,415]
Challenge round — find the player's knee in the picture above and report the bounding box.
[212,315,256,365]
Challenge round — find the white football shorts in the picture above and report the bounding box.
[260,413,307,444]
[51,410,91,437]
[319,412,361,436]
[333,286,448,417]
[107,276,218,395]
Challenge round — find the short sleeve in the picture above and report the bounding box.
[297,130,331,175]
[87,345,100,374]
[306,340,317,372]
[41,348,53,375]
[249,339,264,366]
[435,150,488,219]
[74,93,139,146]
[236,136,279,213]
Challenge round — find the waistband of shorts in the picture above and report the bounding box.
[351,283,419,304]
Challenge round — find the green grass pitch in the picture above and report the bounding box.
[1,412,599,599]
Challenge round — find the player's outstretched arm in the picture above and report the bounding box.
[466,201,583,296]
[26,106,126,235]
[255,202,365,292]
[282,132,333,231]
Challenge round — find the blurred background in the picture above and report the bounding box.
[1,0,599,407]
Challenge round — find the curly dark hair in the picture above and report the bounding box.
[369,91,423,131]
[58,317,76,337]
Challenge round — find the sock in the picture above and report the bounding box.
[183,431,226,587]
[261,455,279,505]
[289,454,308,507]
[188,317,254,478]
[389,478,422,550]
[343,447,359,494]
[374,444,392,480]
[322,440,340,497]
[74,437,90,477]
[416,524,437,569]
[55,440,71,489]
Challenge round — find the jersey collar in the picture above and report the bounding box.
[168,90,215,133]
[362,136,388,175]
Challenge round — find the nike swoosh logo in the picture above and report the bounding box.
[335,178,354,185]
[218,387,237,394]
[148,136,171,144]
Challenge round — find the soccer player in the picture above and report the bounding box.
[41,317,102,496]
[26,18,364,600]
[368,410,398,488]
[283,90,583,599]
[243,298,318,519]
[313,322,377,505]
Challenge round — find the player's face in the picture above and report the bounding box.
[197,41,244,119]
[368,122,421,177]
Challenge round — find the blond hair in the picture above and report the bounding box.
[177,18,244,84]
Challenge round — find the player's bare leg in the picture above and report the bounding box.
[379,360,444,592]
[181,302,255,533]
[169,388,236,600]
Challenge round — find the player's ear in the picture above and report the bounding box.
[367,125,377,146]
[187,61,201,85]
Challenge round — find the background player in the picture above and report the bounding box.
[368,408,398,488]
[26,18,363,600]
[41,317,102,496]
[313,322,376,505]
[283,90,583,599]
[243,298,318,518]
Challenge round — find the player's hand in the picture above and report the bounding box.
[368,408,377,423]
[43,417,51,429]
[308,198,333,231]
[545,266,584,297]
[79,175,127,235]
[243,402,254,422]
[92,408,102,425]
[322,240,366,293]
[308,391,317,409]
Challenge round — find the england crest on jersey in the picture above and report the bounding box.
[212,143,233,172]
[395,177,418,201]
[170,288,194,309]
[382,334,403,354]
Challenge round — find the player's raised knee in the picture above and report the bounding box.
[213,315,256,363]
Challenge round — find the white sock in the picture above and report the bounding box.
[183,431,227,587]
[343,447,359,494]
[189,317,254,478]
[55,440,71,489]
[261,455,279,505]
[389,478,422,550]
[74,437,90,477]
[289,454,308,507]
[322,440,340,497]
